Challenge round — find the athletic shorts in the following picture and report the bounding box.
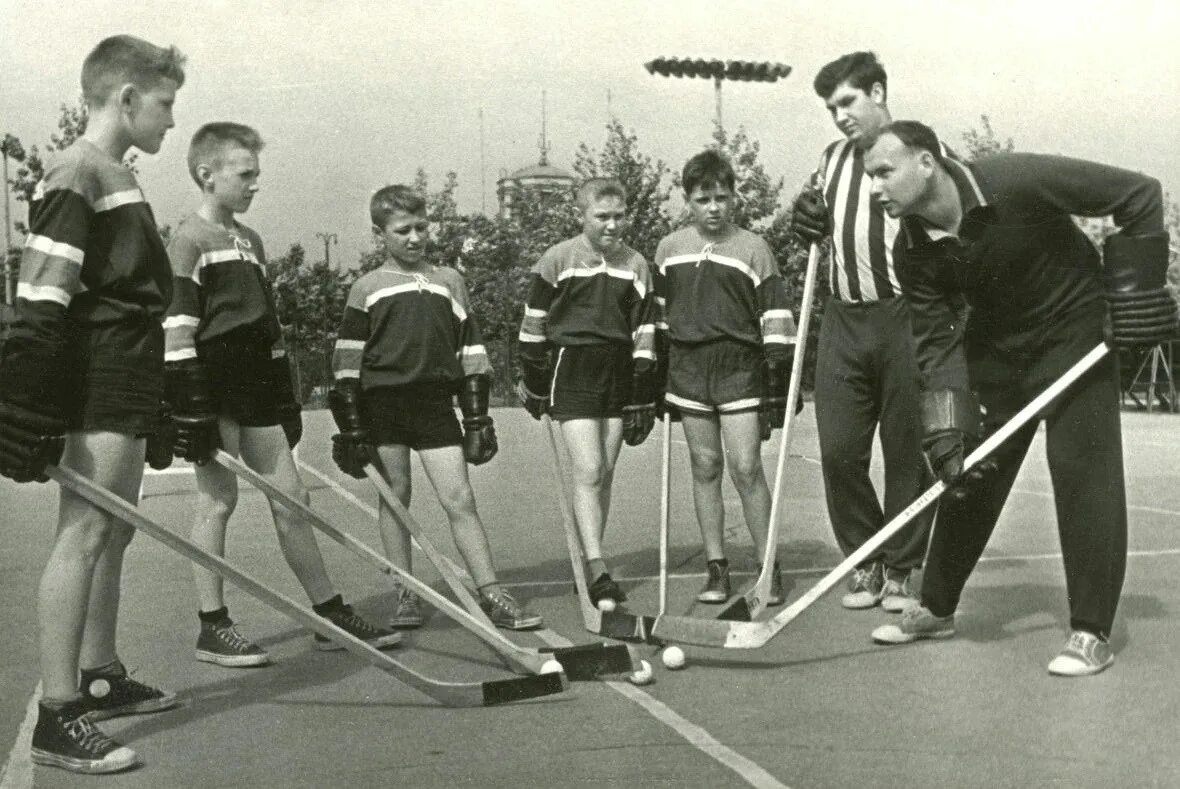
[199,337,283,427]
[359,383,463,451]
[549,343,632,421]
[665,338,762,415]
[61,318,165,436]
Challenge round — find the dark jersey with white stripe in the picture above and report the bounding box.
[333,264,492,390]
[653,225,795,362]
[517,234,655,364]
[163,213,283,362]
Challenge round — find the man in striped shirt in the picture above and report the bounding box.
[790,52,932,612]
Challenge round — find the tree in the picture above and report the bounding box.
[712,124,783,231]
[960,114,1014,162]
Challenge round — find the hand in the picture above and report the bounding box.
[172,413,220,465]
[144,403,175,471]
[462,416,498,465]
[758,397,786,442]
[622,403,655,446]
[0,400,67,483]
[1106,291,1178,347]
[790,187,831,244]
[331,430,370,478]
[277,402,303,449]
[1103,231,1179,347]
[921,429,999,501]
[515,380,548,421]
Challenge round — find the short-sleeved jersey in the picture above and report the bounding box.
[163,212,282,362]
[0,139,171,410]
[332,263,492,390]
[517,234,655,363]
[653,224,795,361]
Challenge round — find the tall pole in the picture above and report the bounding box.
[714,76,723,137]
[315,232,338,269]
[2,148,11,305]
[643,57,791,142]
[479,107,487,215]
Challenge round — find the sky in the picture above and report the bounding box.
[2,0,1179,269]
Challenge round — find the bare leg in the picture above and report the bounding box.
[189,418,241,612]
[373,444,415,574]
[560,418,611,562]
[417,444,498,589]
[681,412,726,560]
[718,410,772,562]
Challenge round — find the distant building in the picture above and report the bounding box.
[495,156,574,220]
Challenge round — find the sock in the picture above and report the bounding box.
[706,557,728,568]
[588,558,608,579]
[199,606,229,624]
[312,594,344,616]
[80,658,124,681]
[39,695,83,712]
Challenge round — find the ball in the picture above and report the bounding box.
[540,659,564,675]
[628,659,654,685]
[661,646,687,670]
[596,598,617,613]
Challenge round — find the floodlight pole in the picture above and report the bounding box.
[315,232,338,270]
[644,57,792,139]
[713,76,723,134]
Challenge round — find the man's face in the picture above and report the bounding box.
[582,194,627,253]
[128,78,178,154]
[378,209,429,266]
[864,133,930,218]
[204,145,260,214]
[824,80,887,146]
[685,182,733,235]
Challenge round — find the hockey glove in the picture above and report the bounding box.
[270,355,303,449]
[758,354,802,442]
[789,186,831,244]
[1102,232,1179,347]
[0,399,66,483]
[515,380,549,420]
[622,359,657,446]
[459,375,498,465]
[144,401,175,471]
[652,332,681,423]
[165,359,220,464]
[516,350,552,420]
[277,403,303,449]
[919,388,997,501]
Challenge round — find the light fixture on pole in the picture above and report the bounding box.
[643,57,792,135]
[315,232,338,269]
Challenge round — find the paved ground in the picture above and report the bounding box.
[1,406,1178,788]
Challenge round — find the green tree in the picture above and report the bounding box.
[961,114,1014,162]
[712,124,783,231]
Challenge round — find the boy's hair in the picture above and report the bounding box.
[371,185,426,229]
[81,35,186,107]
[187,123,264,186]
[867,120,945,167]
[813,51,887,101]
[576,178,627,211]
[681,149,735,196]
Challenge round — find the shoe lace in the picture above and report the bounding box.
[332,605,378,636]
[1065,631,1095,655]
[398,587,420,607]
[483,590,521,617]
[217,623,254,651]
[109,669,160,701]
[64,715,116,755]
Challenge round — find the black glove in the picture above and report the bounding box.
[758,355,802,442]
[165,359,220,464]
[652,332,681,423]
[516,350,552,420]
[623,359,657,446]
[459,375,498,465]
[515,380,548,420]
[277,402,302,449]
[0,399,66,483]
[790,186,831,244]
[144,401,175,471]
[920,388,997,501]
[328,380,370,478]
[269,355,303,449]
[1103,232,1178,347]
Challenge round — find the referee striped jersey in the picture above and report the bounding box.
[818,137,954,303]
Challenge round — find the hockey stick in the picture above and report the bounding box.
[48,464,568,707]
[657,412,672,617]
[542,414,663,644]
[360,458,637,680]
[716,242,821,622]
[648,341,1111,648]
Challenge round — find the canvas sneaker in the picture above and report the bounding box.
[763,562,787,606]
[1047,630,1114,677]
[78,666,179,721]
[871,605,956,644]
[588,572,627,607]
[696,559,731,603]
[31,701,140,774]
[479,587,543,630]
[389,586,425,629]
[881,567,919,613]
[841,561,885,609]
[315,603,402,651]
[196,616,271,667]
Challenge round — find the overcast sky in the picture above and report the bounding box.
[3,0,1178,268]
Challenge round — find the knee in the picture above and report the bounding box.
[62,513,118,565]
[437,484,477,518]
[727,455,764,490]
[201,490,238,523]
[571,460,609,490]
[689,449,723,484]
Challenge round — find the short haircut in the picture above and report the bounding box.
[81,35,186,107]
[371,185,426,229]
[187,123,263,186]
[576,178,627,211]
[868,120,945,167]
[813,51,886,101]
[682,149,735,196]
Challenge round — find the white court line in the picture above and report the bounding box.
[298,459,790,789]
[0,685,40,789]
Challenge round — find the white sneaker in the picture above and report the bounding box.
[1047,631,1114,677]
[871,605,955,644]
[880,568,919,613]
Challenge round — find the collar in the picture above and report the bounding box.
[902,157,991,248]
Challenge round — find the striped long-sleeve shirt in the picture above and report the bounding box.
[163,213,284,362]
[653,225,795,362]
[0,140,171,411]
[517,234,655,365]
[332,264,492,390]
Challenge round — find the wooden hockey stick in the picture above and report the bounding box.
[657,412,672,617]
[48,464,568,707]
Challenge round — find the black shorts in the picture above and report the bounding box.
[549,344,632,421]
[62,318,165,436]
[360,383,463,451]
[199,337,284,427]
[665,338,762,415]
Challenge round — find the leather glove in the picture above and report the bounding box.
[790,186,831,244]
[0,399,66,483]
[1103,232,1178,347]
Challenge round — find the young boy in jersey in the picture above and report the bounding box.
[0,36,184,774]
[654,150,797,605]
[329,185,543,631]
[164,123,400,666]
[516,178,657,608]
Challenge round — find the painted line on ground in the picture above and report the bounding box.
[0,684,40,789]
[298,459,790,789]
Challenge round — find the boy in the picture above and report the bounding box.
[516,178,657,608]
[0,36,184,774]
[329,185,542,630]
[654,150,796,605]
[164,122,400,667]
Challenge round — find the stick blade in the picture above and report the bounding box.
[715,594,753,622]
[540,643,635,680]
[599,611,664,645]
[479,672,569,706]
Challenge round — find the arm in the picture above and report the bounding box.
[328,282,371,478]
[515,256,558,419]
[622,259,658,445]
[894,242,971,393]
[454,274,497,465]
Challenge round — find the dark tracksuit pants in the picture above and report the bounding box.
[814,296,933,571]
[920,307,1127,639]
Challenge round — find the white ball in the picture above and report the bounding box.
[628,659,654,685]
[596,598,617,613]
[661,646,687,670]
[540,659,563,675]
